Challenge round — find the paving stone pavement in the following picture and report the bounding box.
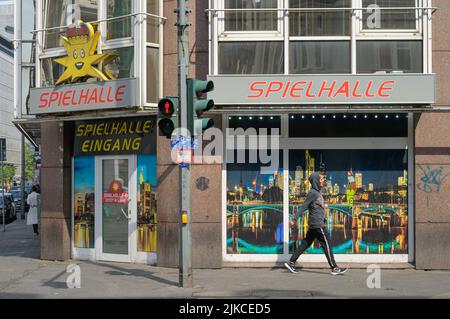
[1,220,450,299]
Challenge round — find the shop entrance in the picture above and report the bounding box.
[95,155,137,263]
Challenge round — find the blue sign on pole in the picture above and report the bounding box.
[170,136,199,151]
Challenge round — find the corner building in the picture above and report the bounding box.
[15,0,450,270]
[160,0,450,269]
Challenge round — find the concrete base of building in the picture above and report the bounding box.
[222,262,416,269]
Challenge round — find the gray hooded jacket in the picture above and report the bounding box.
[293,172,326,229]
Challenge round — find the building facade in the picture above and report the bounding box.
[1,0,22,184]
[15,0,450,270]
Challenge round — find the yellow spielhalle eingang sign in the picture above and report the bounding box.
[55,20,115,85]
[73,117,156,156]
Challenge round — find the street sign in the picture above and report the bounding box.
[170,135,199,151]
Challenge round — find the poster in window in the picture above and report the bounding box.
[289,149,408,255]
[74,156,95,248]
[227,151,284,254]
[137,154,157,252]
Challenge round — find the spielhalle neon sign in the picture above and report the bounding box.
[29,20,137,115]
[248,80,395,99]
[207,74,436,105]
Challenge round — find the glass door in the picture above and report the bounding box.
[95,155,136,262]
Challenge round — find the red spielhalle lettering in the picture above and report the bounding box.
[37,84,129,109]
[248,80,395,100]
[248,81,267,98]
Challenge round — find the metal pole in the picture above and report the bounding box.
[1,139,5,232]
[21,136,26,220]
[177,0,192,288]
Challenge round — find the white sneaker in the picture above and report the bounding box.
[284,262,299,273]
[331,267,348,275]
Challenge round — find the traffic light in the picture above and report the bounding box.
[187,78,215,136]
[158,97,178,138]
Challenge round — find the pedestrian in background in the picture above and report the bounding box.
[26,185,40,236]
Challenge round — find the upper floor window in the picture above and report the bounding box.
[360,0,418,31]
[290,41,351,74]
[224,0,278,31]
[211,0,429,75]
[42,0,68,49]
[219,41,284,74]
[147,0,160,44]
[106,0,132,40]
[290,0,351,37]
[357,40,422,73]
[43,0,99,50]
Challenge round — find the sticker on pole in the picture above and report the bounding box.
[176,149,192,165]
[170,135,199,151]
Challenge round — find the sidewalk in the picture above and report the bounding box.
[1,220,450,299]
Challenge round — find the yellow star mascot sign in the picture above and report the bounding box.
[55,20,115,85]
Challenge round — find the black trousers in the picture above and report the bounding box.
[290,227,337,269]
[33,224,38,234]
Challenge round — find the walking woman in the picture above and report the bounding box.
[26,185,40,236]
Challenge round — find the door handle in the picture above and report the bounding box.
[121,208,131,220]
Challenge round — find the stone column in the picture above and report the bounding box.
[414,0,450,270]
[40,121,73,261]
[158,0,222,268]
[414,113,450,270]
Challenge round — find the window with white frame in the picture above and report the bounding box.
[356,40,422,73]
[102,46,135,79]
[211,0,428,75]
[224,0,279,32]
[359,0,419,32]
[289,0,351,37]
[42,0,69,49]
[223,113,411,259]
[146,0,161,104]
[42,0,99,49]
[106,0,133,40]
[219,41,284,74]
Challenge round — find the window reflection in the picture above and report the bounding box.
[74,0,98,24]
[224,0,278,31]
[42,0,68,49]
[41,57,65,87]
[147,47,159,103]
[147,0,160,43]
[103,47,134,79]
[107,0,132,40]
[357,41,422,73]
[219,41,284,74]
[289,0,351,36]
[290,41,350,74]
[362,0,416,30]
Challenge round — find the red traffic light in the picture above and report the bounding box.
[158,98,175,117]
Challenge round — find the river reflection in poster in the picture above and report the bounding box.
[227,151,284,254]
[289,150,408,254]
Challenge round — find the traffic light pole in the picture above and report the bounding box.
[177,0,193,288]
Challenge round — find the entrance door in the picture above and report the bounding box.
[95,155,136,262]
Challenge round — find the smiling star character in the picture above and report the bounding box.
[55,20,114,85]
